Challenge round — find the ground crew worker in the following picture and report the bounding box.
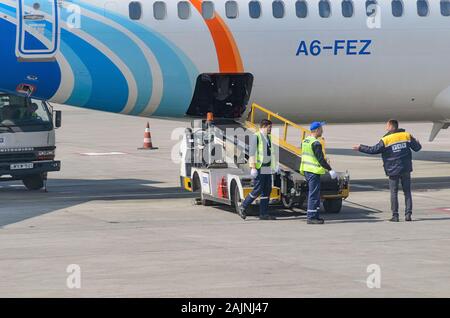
[300,122,337,225]
[239,119,277,221]
[23,103,39,120]
[353,119,422,222]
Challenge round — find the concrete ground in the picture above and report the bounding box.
[0,105,449,298]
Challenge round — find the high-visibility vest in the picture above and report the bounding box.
[255,132,276,170]
[300,136,327,175]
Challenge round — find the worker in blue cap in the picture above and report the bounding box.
[300,122,338,224]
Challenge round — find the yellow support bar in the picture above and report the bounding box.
[246,103,326,156]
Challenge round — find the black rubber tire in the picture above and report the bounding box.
[193,173,213,206]
[233,183,241,214]
[323,199,343,214]
[281,195,295,209]
[201,196,214,206]
[22,174,44,191]
[234,185,259,216]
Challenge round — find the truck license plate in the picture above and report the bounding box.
[10,163,34,170]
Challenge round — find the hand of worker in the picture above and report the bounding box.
[274,166,281,175]
[329,170,338,180]
[250,168,259,179]
[352,144,361,151]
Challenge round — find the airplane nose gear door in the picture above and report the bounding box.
[16,0,60,60]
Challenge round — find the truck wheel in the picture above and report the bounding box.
[323,199,343,214]
[22,174,44,191]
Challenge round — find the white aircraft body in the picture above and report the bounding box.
[0,0,449,139]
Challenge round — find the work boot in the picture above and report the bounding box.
[259,215,276,220]
[405,213,413,222]
[307,218,325,225]
[238,205,247,220]
[389,214,400,222]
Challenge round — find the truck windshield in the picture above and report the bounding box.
[0,94,51,128]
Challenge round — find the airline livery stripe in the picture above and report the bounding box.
[0,4,74,102]
[189,0,244,73]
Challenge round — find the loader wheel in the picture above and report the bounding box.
[201,195,213,206]
[232,183,242,214]
[22,174,44,191]
[193,173,213,206]
[323,199,343,214]
[281,195,295,209]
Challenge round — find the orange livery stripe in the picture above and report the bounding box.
[189,0,244,73]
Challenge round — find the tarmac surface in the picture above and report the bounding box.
[0,106,449,297]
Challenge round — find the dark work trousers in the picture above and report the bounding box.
[242,170,273,217]
[389,172,413,215]
[305,172,321,220]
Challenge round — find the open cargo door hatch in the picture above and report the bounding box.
[186,73,254,119]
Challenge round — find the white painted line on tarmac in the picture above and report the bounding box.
[80,152,127,156]
[351,184,376,189]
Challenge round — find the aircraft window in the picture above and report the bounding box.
[202,1,215,19]
[342,0,354,17]
[249,1,262,19]
[296,0,308,18]
[178,1,191,20]
[366,0,378,17]
[225,1,239,19]
[442,0,450,16]
[128,2,142,20]
[392,0,404,17]
[153,1,167,20]
[319,0,331,18]
[273,1,285,18]
[417,0,429,17]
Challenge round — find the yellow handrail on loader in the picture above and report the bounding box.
[245,103,326,156]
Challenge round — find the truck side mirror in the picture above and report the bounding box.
[54,110,62,128]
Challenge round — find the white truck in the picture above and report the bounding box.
[0,92,61,190]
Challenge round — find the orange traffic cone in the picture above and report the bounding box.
[138,122,158,150]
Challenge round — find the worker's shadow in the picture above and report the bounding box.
[350,176,450,192]
[211,202,384,223]
[327,148,450,164]
[0,178,197,228]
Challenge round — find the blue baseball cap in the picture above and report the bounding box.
[310,121,326,131]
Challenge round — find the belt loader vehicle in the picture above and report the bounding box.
[180,103,350,215]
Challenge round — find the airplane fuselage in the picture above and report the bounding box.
[1,0,450,124]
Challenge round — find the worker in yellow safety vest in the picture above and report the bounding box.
[300,122,338,225]
[238,119,278,221]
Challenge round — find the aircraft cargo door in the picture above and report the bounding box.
[186,73,254,119]
[16,0,60,60]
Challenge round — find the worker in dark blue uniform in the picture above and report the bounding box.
[300,122,337,224]
[239,119,277,221]
[353,119,422,222]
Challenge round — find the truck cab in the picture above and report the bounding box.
[0,92,61,190]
